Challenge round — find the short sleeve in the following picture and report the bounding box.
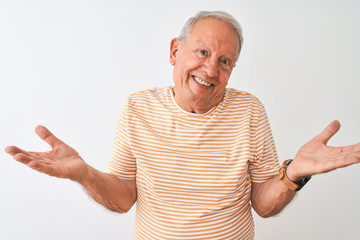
[249,107,280,183]
[107,99,137,179]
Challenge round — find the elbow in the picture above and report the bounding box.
[104,190,136,214]
[117,208,130,214]
[109,200,136,214]
[116,194,137,213]
[252,205,279,218]
[114,177,137,213]
[262,210,279,218]
[118,201,136,213]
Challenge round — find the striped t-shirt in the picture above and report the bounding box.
[108,86,279,240]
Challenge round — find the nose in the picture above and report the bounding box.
[203,57,219,78]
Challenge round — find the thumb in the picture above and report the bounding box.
[312,120,341,145]
[35,125,64,149]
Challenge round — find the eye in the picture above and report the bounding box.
[196,49,209,58]
[220,58,232,69]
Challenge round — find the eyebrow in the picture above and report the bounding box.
[194,40,238,59]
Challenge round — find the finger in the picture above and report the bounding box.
[27,161,59,177]
[10,149,54,171]
[330,154,360,171]
[13,152,37,165]
[6,146,43,157]
[312,120,341,145]
[35,125,64,149]
[5,146,28,156]
[336,143,360,167]
[5,146,42,164]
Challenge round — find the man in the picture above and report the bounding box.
[5,11,360,240]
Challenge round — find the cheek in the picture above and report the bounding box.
[184,56,205,71]
[219,72,231,85]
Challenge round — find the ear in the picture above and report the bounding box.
[170,38,181,66]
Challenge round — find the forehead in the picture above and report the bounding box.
[186,18,240,57]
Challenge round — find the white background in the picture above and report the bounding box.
[0,0,359,239]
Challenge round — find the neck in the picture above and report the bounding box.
[171,87,218,114]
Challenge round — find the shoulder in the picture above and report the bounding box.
[123,86,172,114]
[126,86,170,105]
[224,88,264,110]
[128,86,169,100]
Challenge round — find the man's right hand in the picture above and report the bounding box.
[5,125,89,182]
[5,125,137,213]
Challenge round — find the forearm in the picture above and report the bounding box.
[251,177,296,218]
[77,165,136,213]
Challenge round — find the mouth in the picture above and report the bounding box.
[192,75,213,87]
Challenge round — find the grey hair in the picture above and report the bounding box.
[178,11,244,56]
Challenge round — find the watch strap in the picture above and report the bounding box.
[278,159,311,191]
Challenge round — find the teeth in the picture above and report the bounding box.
[193,76,211,87]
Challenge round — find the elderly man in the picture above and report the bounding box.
[5,11,360,240]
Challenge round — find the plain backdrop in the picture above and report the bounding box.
[0,0,359,239]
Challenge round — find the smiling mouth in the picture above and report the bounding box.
[193,76,212,87]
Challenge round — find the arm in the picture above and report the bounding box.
[251,120,360,218]
[251,177,295,218]
[79,166,136,213]
[5,125,136,213]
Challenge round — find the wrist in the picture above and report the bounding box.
[73,163,93,184]
[285,161,303,182]
[278,159,311,191]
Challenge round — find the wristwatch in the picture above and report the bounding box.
[278,159,311,191]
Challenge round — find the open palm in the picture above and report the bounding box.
[288,120,360,181]
[5,126,87,181]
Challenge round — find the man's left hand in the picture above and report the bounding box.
[287,120,360,182]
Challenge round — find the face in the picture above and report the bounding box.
[170,18,240,114]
